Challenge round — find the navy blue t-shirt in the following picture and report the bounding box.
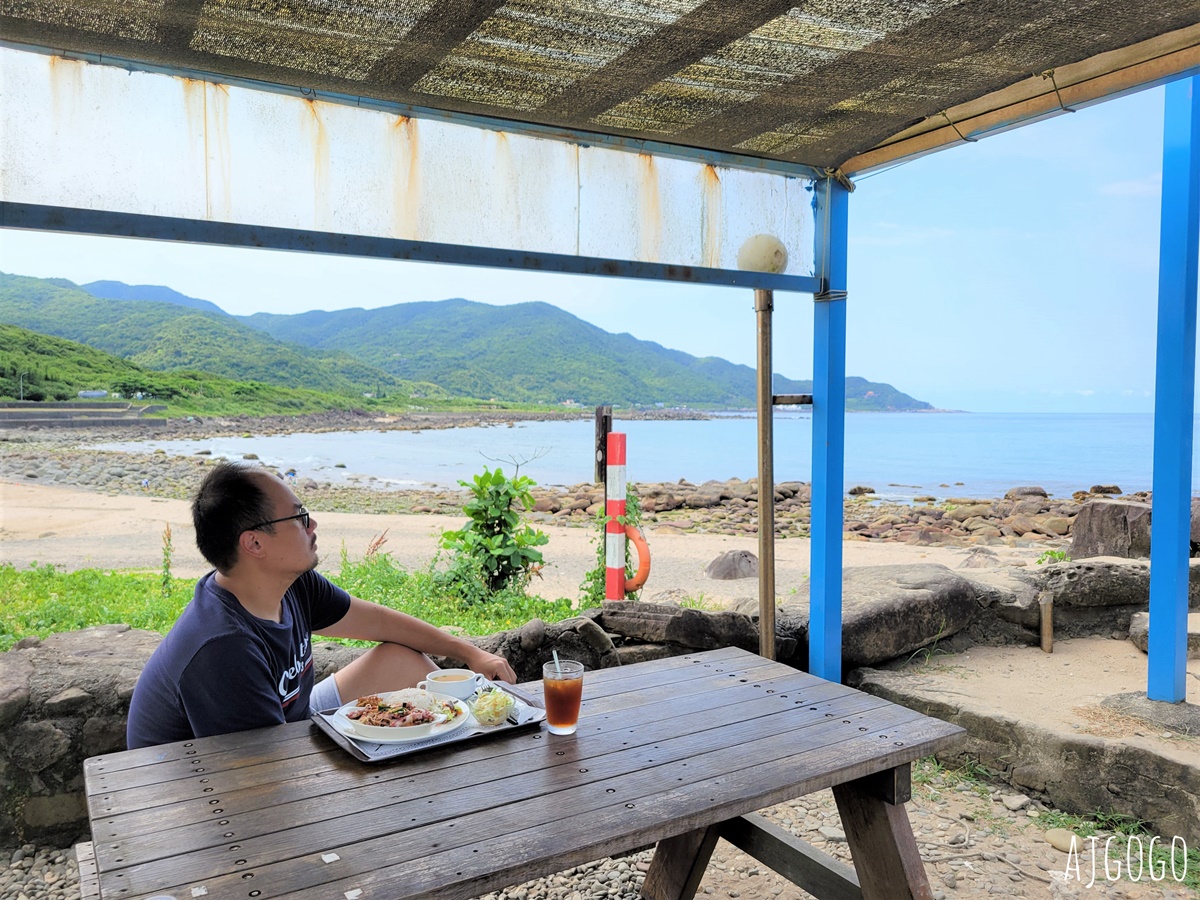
[126,569,352,749]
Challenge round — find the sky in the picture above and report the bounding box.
[0,82,1182,414]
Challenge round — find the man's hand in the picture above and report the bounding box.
[468,648,517,684]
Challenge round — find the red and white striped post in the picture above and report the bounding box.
[605,432,627,601]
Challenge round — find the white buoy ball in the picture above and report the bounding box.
[737,234,789,274]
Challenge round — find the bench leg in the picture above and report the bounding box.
[832,766,933,900]
[640,824,720,900]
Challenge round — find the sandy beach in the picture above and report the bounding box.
[0,479,1038,604]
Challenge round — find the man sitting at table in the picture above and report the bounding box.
[127,461,516,749]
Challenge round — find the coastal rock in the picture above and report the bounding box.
[591,602,761,655]
[948,504,991,522]
[1012,498,1047,516]
[0,652,35,728]
[1035,515,1071,536]
[704,550,759,580]
[1005,486,1048,500]
[969,557,1200,639]
[1069,499,1151,559]
[1044,829,1085,853]
[1128,611,1200,658]
[1005,514,1036,536]
[465,616,619,682]
[848,485,875,496]
[736,564,978,670]
[958,548,1000,569]
[1090,484,1122,495]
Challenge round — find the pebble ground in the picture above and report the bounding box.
[6,765,1194,900]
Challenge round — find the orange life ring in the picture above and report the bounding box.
[624,524,651,593]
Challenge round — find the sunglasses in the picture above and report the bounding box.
[247,507,310,532]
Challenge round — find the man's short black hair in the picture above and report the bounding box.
[192,462,276,573]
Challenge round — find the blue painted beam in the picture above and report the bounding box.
[1148,76,1200,703]
[810,178,849,682]
[0,202,823,294]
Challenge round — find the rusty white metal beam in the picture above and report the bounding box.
[0,45,820,287]
[0,39,826,183]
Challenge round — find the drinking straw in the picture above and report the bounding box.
[552,649,562,675]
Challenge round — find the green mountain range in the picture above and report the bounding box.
[0,272,932,410]
[0,323,389,413]
[0,273,438,400]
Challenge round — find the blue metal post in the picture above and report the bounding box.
[810,178,849,682]
[1149,76,1200,703]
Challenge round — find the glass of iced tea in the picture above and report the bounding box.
[542,660,584,735]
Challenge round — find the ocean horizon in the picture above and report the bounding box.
[95,411,1200,503]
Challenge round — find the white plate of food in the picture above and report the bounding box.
[330,689,470,743]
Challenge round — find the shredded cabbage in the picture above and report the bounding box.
[470,687,516,726]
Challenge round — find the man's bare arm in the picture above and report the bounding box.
[315,596,517,683]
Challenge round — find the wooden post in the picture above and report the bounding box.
[756,287,776,660]
[595,404,613,484]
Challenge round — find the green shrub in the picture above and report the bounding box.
[438,467,549,602]
[1036,549,1071,565]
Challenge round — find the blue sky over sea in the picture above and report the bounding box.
[0,85,1179,414]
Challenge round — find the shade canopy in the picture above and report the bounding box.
[4,1,1197,179]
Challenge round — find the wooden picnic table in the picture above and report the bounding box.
[81,647,963,900]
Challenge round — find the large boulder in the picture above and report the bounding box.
[590,602,762,656]
[734,564,979,670]
[705,550,759,580]
[1069,499,1151,559]
[962,557,1200,640]
[838,565,979,669]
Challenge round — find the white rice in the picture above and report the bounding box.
[380,688,447,712]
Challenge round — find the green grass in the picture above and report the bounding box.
[0,563,190,648]
[0,554,578,652]
[328,551,576,637]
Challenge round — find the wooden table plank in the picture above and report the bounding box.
[84,649,964,900]
[102,704,947,898]
[91,656,828,822]
[269,714,959,900]
[99,687,900,882]
[92,668,861,865]
[83,720,313,776]
[90,669,863,849]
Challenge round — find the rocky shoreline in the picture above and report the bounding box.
[0,407,711,442]
[0,424,1121,549]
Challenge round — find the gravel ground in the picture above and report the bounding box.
[7,766,1194,900]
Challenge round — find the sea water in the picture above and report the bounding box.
[97,412,1199,502]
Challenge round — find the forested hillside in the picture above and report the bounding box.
[0,273,933,411]
[243,299,932,410]
[0,324,389,413]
